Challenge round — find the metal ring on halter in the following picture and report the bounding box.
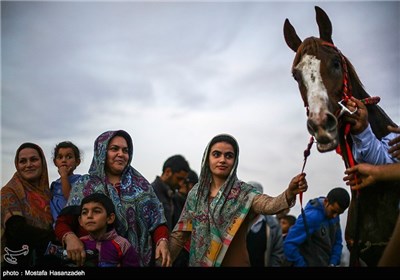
[338,99,358,117]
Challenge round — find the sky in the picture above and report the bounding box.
[1,0,399,265]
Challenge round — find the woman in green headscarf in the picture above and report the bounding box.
[169,134,308,267]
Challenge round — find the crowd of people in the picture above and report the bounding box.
[1,97,399,268]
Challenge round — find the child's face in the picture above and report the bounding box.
[54,147,80,176]
[280,218,291,234]
[78,201,115,235]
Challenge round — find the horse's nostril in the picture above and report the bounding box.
[307,119,316,135]
[325,113,338,132]
[307,112,337,139]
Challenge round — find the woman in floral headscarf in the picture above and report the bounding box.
[55,130,170,267]
[169,134,308,267]
[1,143,56,267]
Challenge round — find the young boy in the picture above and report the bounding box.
[279,215,297,240]
[78,193,140,267]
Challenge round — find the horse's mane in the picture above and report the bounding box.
[344,53,397,139]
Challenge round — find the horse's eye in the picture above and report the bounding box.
[332,58,341,70]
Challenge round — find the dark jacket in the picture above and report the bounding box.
[151,176,174,230]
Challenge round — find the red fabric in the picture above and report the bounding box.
[114,182,121,196]
[152,224,169,244]
[54,214,88,242]
[184,239,191,252]
[111,239,123,258]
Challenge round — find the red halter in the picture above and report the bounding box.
[321,41,352,103]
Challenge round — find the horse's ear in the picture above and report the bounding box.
[284,19,302,52]
[315,6,333,44]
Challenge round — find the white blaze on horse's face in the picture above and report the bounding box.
[295,54,329,117]
[295,54,338,152]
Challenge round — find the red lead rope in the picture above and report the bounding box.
[299,96,379,239]
[300,136,314,206]
[335,96,381,194]
[299,136,314,238]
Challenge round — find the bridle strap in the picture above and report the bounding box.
[322,41,363,267]
[321,41,352,103]
[319,41,357,169]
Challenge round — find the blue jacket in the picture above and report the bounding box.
[283,197,343,267]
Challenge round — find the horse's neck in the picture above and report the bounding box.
[351,81,395,139]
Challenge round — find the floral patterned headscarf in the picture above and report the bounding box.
[67,130,166,266]
[173,134,259,266]
[1,143,53,257]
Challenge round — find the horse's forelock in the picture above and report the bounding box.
[293,37,365,98]
[292,37,322,70]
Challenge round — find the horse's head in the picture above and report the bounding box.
[283,6,362,152]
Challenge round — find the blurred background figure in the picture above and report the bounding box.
[172,169,198,267]
[173,169,198,227]
[151,154,190,231]
[279,214,297,240]
[246,181,284,267]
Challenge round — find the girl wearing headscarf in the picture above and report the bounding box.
[55,130,170,267]
[1,143,56,267]
[169,134,308,266]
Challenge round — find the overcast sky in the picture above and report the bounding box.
[1,0,399,264]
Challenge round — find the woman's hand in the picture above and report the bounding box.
[64,232,86,266]
[286,173,308,201]
[155,239,171,267]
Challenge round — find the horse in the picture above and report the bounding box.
[283,6,400,266]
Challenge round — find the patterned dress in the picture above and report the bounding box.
[170,134,293,267]
[65,130,166,266]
